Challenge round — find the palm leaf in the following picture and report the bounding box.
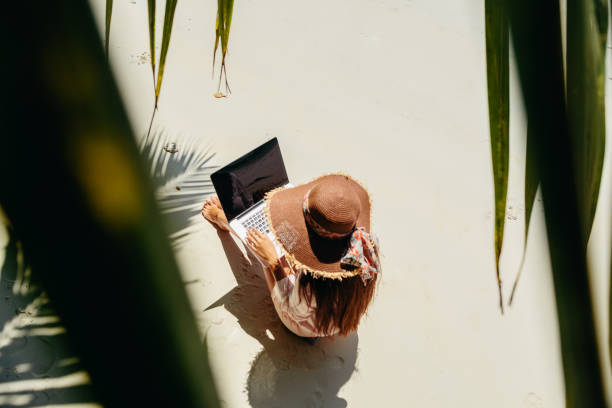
[509,122,538,305]
[212,11,220,75]
[147,0,156,87]
[509,0,607,306]
[146,0,178,143]
[213,0,234,95]
[594,0,609,51]
[523,129,539,247]
[567,0,607,244]
[0,1,220,405]
[571,0,612,381]
[105,0,113,57]
[567,1,609,375]
[506,0,606,405]
[155,0,178,106]
[485,0,509,314]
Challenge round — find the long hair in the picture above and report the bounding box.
[298,272,378,336]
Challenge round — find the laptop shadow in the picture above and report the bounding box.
[204,231,358,408]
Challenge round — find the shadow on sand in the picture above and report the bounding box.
[205,231,358,408]
[0,225,98,407]
[140,131,218,248]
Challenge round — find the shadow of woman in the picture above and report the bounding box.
[204,231,358,408]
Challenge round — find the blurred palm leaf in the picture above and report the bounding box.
[594,0,609,52]
[505,3,610,399]
[105,0,113,57]
[523,129,539,247]
[509,123,538,305]
[140,131,218,247]
[506,0,607,306]
[570,0,612,379]
[506,0,606,406]
[484,0,509,314]
[213,0,234,95]
[0,1,220,406]
[567,0,607,244]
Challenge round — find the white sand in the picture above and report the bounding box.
[5,0,612,406]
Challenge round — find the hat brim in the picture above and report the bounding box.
[265,174,371,275]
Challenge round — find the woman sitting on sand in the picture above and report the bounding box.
[202,174,380,338]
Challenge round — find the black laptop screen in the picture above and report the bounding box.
[211,138,289,221]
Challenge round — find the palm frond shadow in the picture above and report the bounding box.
[140,131,218,248]
[0,225,97,406]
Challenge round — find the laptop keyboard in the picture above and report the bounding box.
[241,209,270,235]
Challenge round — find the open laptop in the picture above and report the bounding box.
[210,138,292,258]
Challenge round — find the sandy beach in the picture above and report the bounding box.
[0,0,611,406]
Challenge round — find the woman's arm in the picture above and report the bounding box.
[263,257,292,293]
[245,228,291,292]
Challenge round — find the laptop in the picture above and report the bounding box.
[210,138,292,258]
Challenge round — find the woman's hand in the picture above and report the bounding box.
[246,228,278,268]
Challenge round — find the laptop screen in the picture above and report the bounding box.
[211,138,289,221]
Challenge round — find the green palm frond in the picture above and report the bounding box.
[506,0,606,405]
[147,0,156,87]
[0,2,220,404]
[213,0,234,96]
[146,0,179,142]
[509,0,608,306]
[567,0,607,244]
[155,0,178,106]
[485,0,509,314]
[509,123,538,306]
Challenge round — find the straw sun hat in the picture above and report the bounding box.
[264,174,380,284]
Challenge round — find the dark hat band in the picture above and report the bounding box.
[302,189,354,240]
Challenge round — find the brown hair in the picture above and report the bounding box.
[298,272,378,336]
